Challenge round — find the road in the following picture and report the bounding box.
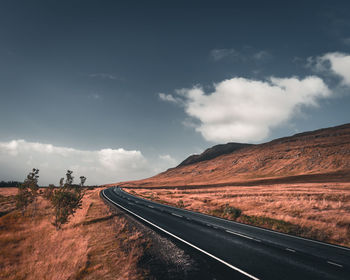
[102,187,350,280]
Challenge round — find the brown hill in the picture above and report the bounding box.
[118,123,350,188]
[178,142,252,167]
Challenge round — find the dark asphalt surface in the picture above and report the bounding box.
[102,187,350,280]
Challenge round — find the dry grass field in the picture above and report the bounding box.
[0,188,17,217]
[0,188,148,280]
[125,182,350,248]
[115,124,350,248]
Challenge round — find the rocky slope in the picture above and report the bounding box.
[118,123,350,188]
[178,142,252,167]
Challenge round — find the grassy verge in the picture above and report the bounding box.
[133,190,330,242]
[125,183,350,247]
[207,204,330,242]
[0,188,148,280]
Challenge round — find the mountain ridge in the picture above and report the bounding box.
[115,123,350,188]
[178,142,252,167]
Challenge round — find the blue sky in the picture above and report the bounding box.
[1,0,350,185]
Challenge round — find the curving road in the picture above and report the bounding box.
[102,187,350,280]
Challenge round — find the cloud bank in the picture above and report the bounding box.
[161,76,330,143]
[318,52,350,86]
[161,51,350,143]
[0,140,176,185]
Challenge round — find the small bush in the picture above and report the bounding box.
[177,200,184,208]
[223,204,242,219]
[208,204,242,220]
[238,215,331,242]
[42,185,55,200]
[51,187,84,229]
[15,187,34,211]
[48,170,85,229]
[15,168,39,213]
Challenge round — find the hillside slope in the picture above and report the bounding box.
[118,123,350,188]
[178,142,252,167]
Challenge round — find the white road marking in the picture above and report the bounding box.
[171,213,183,218]
[179,207,350,252]
[286,248,296,253]
[226,230,260,242]
[327,261,343,268]
[113,185,349,253]
[148,205,154,208]
[102,190,260,280]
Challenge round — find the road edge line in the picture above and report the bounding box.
[118,188,350,252]
[102,189,260,280]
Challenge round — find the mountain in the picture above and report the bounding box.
[178,143,252,167]
[117,123,350,188]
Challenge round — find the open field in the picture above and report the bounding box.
[116,124,350,248]
[125,182,350,248]
[0,188,17,217]
[0,187,148,280]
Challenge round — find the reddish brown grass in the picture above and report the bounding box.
[126,182,350,247]
[115,125,350,247]
[0,187,17,197]
[0,188,147,280]
[114,124,350,189]
[0,188,17,216]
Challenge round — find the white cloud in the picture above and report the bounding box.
[161,76,330,143]
[159,154,177,165]
[0,140,161,185]
[88,73,120,80]
[317,52,350,86]
[158,93,179,103]
[210,48,240,61]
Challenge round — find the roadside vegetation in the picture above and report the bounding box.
[0,170,149,279]
[125,182,350,247]
[14,168,86,229]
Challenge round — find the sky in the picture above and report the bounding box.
[1,0,350,185]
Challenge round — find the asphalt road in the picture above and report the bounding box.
[102,187,350,280]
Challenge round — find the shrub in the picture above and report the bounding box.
[51,187,84,229]
[208,204,242,220]
[42,184,55,200]
[223,204,242,219]
[80,176,86,186]
[15,187,34,212]
[238,214,331,242]
[15,168,40,213]
[49,170,85,229]
[177,199,184,208]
